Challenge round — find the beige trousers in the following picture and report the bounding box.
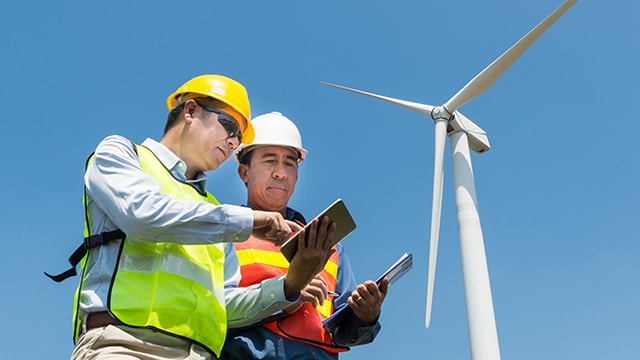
[71,325,216,360]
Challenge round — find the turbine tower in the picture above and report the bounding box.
[321,1,578,359]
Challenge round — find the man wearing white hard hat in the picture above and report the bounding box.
[221,112,387,360]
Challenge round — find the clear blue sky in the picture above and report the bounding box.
[2,1,638,359]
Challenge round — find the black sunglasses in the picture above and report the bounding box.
[195,101,243,143]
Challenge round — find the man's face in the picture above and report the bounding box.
[187,104,241,173]
[239,145,299,212]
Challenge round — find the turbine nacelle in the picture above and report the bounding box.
[431,106,491,154]
[449,111,490,154]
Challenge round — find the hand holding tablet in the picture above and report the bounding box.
[280,199,356,262]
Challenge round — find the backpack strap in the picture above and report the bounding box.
[44,229,125,282]
[46,140,137,283]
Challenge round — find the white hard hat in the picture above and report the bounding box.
[235,111,308,163]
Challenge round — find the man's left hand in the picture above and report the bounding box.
[348,278,388,324]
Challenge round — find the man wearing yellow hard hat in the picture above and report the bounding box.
[60,74,334,360]
[165,74,255,145]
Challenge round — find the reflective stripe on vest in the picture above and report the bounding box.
[73,144,227,356]
[235,237,348,352]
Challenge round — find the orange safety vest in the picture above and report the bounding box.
[235,237,349,353]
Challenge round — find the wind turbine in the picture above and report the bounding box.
[321,1,578,359]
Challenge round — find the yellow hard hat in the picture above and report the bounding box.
[166,74,255,144]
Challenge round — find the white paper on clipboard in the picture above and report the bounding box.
[375,252,413,286]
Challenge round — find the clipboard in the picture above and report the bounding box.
[280,198,356,262]
[322,253,413,331]
[375,252,413,287]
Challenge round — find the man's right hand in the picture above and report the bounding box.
[283,275,329,314]
[283,216,336,299]
[251,210,292,246]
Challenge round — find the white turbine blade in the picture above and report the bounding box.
[425,119,447,328]
[320,81,435,117]
[444,0,578,112]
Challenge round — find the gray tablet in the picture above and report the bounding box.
[280,198,356,262]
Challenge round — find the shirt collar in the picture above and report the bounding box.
[286,207,307,224]
[141,138,208,191]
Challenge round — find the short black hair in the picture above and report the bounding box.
[164,102,185,134]
[163,96,231,135]
[237,148,255,165]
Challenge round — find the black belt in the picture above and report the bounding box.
[86,311,122,330]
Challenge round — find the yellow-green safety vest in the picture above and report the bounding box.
[73,144,227,356]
